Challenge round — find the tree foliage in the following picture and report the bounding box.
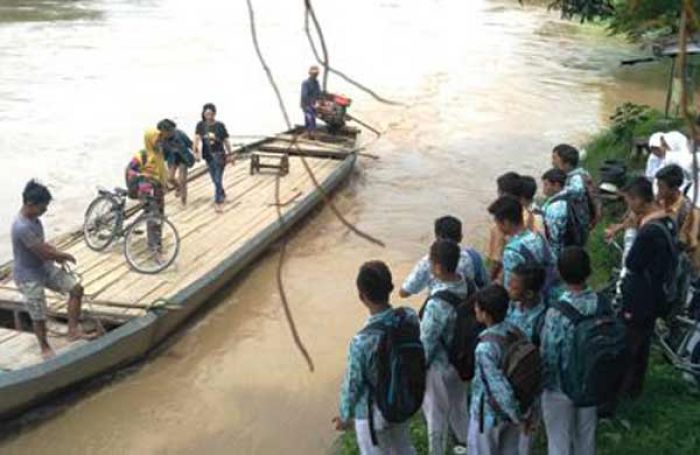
[526,0,700,40]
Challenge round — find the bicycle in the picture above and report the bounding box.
[82,187,180,274]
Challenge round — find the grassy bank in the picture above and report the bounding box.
[334,105,700,454]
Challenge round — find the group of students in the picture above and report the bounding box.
[335,141,690,455]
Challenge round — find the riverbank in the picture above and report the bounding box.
[334,106,700,455]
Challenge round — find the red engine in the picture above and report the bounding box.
[316,92,352,133]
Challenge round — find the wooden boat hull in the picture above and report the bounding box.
[0,131,357,419]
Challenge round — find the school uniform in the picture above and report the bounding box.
[506,300,546,455]
[402,247,488,295]
[339,307,418,455]
[421,278,470,454]
[564,167,592,229]
[542,191,569,261]
[502,229,551,290]
[468,320,521,455]
[540,287,599,455]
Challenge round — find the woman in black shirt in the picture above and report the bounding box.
[194,103,234,213]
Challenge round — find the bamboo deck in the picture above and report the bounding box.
[0,154,345,324]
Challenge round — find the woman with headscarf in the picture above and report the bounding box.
[125,129,168,250]
[193,103,234,213]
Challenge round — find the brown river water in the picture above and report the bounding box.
[0,0,667,453]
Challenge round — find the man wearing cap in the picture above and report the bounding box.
[645,131,692,188]
[301,65,322,138]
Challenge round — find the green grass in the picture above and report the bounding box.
[334,107,700,454]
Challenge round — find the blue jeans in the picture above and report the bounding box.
[206,153,226,203]
[303,106,317,132]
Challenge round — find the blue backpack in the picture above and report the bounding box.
[362,308,426,445]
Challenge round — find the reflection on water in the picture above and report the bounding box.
[0,0,668,453]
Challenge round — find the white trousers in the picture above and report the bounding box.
[467,416,520,455]
[422,366,469,455]
[355,418,416,455]
[541,390,596,455]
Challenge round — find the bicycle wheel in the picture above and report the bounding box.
[83,195,121,251]
[124,214,180,274]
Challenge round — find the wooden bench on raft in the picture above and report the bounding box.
[250,152,290,176]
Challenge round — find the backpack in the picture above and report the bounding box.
[362,308,426,444]
[478,327,542,417]
[647,220,686,319]
[506,234,558,301]
[466,248,488,289]
[548,193,588,247]
[555,294,627,407]
[419,281,484,381]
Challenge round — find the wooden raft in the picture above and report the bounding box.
[0,155,344,323]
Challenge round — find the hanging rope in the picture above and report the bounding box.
[244,0,388,372]
[303,2,404,106]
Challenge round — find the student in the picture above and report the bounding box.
[506,263,546,343]
[421,239,471,454]
[518,176,545,236]
[540,247,598,455]
[12,180,94,359]
[541,168,569,260]
[157,118,194,206]
[488,172,523,282]
[505,263,546,455]
[619,177,676,399]
[194,103,234,213]
[334,261,418,455]
[552,144,600,228]
[487,195,554,292]
[125,129,168,252]
[656,164,692,230]
[400,216,488,298]
[469,284,521,455]
[301,65,322,138]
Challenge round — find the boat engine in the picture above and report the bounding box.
[316,93,352,134]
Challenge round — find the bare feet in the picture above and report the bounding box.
[215,203,224,214]
[41,347,55,360]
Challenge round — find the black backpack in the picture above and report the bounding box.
[362,308,426,444]
[548,193,588,247]
[555,294,627,407]
[419,281,484,381]
[646,220,686,319]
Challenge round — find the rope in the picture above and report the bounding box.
[302,3,404,106]
[244,0,391,372]
[60,263,106,336]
